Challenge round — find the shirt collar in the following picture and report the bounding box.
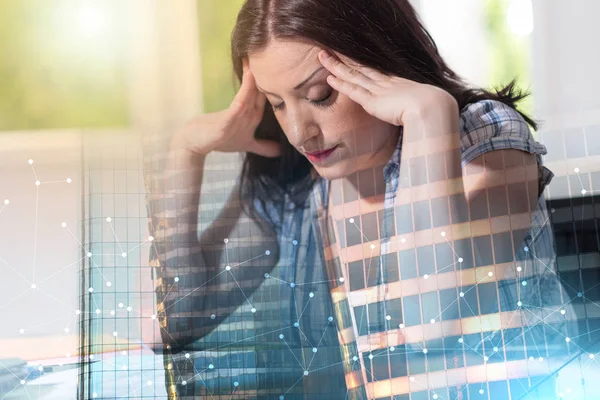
[383,127,403,184]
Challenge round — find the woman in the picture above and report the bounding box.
[147,0,573,399]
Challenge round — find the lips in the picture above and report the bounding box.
[305,145,339,162]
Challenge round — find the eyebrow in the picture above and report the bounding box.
[255,66,326,97]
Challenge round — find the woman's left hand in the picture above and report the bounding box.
[318,50,458,128]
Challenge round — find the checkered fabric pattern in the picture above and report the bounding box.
[144,99,582,399]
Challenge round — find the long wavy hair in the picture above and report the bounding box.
[231,0,535,229]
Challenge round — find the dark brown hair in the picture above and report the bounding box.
[231,0,534,229]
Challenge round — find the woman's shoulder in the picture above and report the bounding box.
[457,99,547,166]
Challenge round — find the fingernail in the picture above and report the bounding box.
[320,50,331,59]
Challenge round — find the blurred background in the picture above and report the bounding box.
[0,0,598,398]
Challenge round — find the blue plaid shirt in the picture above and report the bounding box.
[150,100,572,399]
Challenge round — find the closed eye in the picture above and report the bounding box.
[272,89,336,112]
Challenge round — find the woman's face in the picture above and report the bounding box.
[249,39,399,180]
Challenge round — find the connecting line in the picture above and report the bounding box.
[32,181,39,284]
[106,218,125,254]
[282,337,305,371]
[517,333,600,400]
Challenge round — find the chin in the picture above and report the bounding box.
[312,162,354,180]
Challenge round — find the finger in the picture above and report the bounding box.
[249,138,281,158]
[318,50,375,89]
[326,74,372,106]
[233,63,259,110]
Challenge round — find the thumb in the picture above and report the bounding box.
[249,139,281,158]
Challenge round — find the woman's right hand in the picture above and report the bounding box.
[171,58,281,158]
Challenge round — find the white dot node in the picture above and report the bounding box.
[479,389,485,395]
[174,277,179,282]
[399,323,405,329]
[590,354,595,359]
[64,328,70,333]
[234,381,239,386]
[3,199,8,205]
[121,252,127,258]
[433,395,439,399]
[565,337,571,343]
[279,334,284,339]
[148,236,154,241]
[582,189,587,195]
[209,364,214,369]
[31,283,37,289]
[21,379,26,385]
[210,314,215,319]
[328,316,333,322]
[87,252,92,257]
[538,357,544,361]
[292,240,298,245]
[147,380,152,386]
[551,208,556,213]
[106,217,111,222]
[459,292,464,297]
[385,315,391,321]
[524,246,529,252]
[35,180,40,186]
[223,238,228,243]
[370,244,375,249]
[312,348,317,353]
[309,292,314,298]
[280,396,284,400]
[118,303,123,308]
[19,329,24,334]
[559,393,564,398]
[290,282,296,288]
[488,271,493,277]
[89,355,94,360]
[458,338,463,344]
[529,356,534,361]
[339,277,345,283]
[493,347,499,352]
[522,281,527,286]
[28,159,33,165]
[441,231,446,237]
[113,331,118,337]
[151,314,156,320]
[106,281,112,287]
[423,349,428,354]
[303,371,308,376]
[517,266,522,272]
[92,393,97,398]
[401,238,406,243]
[483,356,489,362]
[560,309,566,315]
[225,265,231,271]
[578,292,583,298]
[390,346,395,352]
[126,306,132,312]
[95,309,101,314]
[458,257,464,263]
[185,353,190,358]
[368,353,374,360]
[264,273,270,278]
[352,356,358,361]
[66,178,72,183]
[410,377,415,382]
[349,218,354,223]
[294,322,299,328]
[110,310,115,316]
[61,222,67,228]
[423,274,429,279]
[430,319,435,324]
[574,167,580,173]
[517,301,522,307]
[121,351,126,356]
[251,308,257,313]
[121,365,127,370]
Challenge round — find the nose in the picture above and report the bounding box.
[285,111,320,149]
